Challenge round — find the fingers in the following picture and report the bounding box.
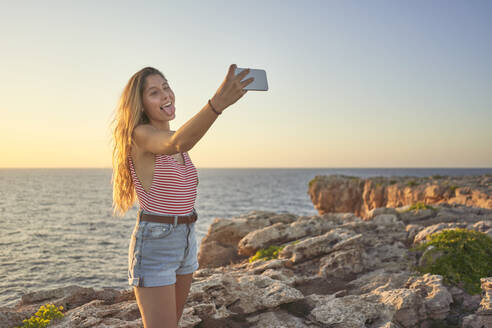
[240,76,254,88]
[222,64,251,103]
[227,64,237,80]
[228,64,250,81]
[237,68,250,80]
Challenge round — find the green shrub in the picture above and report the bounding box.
[410,228,492,295]
[432,175,445,179]
[344,175,359,180]
[403,201,436,213]
[449,185,458,193]
[389,180,397,185]
[249,245,285,263]
[406,180,418,187]
[16,303,64,328]
[249,240,302,263]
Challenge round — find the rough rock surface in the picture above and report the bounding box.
[198,211,298,268]
[3,175,492,328]
[461,278,492,328]
[308,174,492,219]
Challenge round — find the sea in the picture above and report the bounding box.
[1,167,491,307]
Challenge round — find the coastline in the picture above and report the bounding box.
[2,174,491,327]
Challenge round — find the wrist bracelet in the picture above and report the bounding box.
[208,99,221,115]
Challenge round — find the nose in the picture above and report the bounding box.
[161,93,171,103]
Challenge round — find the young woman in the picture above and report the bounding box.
[110,64,254,328]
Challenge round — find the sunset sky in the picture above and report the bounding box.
[1,1,491,168]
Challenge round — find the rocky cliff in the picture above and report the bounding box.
[307,174,492,219]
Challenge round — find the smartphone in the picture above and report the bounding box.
[234,67,268,91]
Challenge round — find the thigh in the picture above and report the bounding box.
[134,284,178,328]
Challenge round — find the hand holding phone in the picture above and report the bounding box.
[234,67,268,91]
[212,64,268,113]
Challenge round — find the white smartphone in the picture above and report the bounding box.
[234,67,268,91]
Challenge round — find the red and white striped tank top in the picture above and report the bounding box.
[128,152,198,215]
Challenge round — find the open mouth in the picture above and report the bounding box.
[160,102,175,116]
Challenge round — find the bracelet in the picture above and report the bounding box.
[208,99,221,115]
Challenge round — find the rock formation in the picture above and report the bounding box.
[308,174,492,219]
[2,175,491,327]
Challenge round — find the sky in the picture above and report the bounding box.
[1,0,491,168]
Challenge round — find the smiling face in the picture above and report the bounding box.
[142,74,176,122]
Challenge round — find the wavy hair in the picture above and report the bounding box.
[109,67,166,217]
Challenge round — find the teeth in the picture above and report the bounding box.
[160,102,172,110]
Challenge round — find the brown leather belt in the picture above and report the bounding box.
[139,209,198,224]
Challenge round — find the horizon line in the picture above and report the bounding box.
[1,167,492,170]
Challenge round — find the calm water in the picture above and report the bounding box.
[1,167,491,307]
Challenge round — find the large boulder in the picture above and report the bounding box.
[198,210,298,268]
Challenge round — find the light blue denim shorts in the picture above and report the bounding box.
[128,208,200,287]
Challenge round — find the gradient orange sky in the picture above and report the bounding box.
[1,1,491,168]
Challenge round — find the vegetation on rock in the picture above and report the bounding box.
[401,201,437,213]
[406,179,419,187]
[249,240,301,263]
[16,303,64,328]
[410,228,492,295]
[449,184,458,193]
[249,245,284,262]
[308,177,317,188]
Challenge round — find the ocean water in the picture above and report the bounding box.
[1,167,491,307]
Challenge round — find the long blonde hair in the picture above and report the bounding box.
[109,67,166,217]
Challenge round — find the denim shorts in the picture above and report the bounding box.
[128,208,200,287]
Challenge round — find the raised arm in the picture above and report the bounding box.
[133,64,254,155]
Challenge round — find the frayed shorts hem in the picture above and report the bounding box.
[128,262,199,287]
[128,274,177,287]
[176,262,200,275]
